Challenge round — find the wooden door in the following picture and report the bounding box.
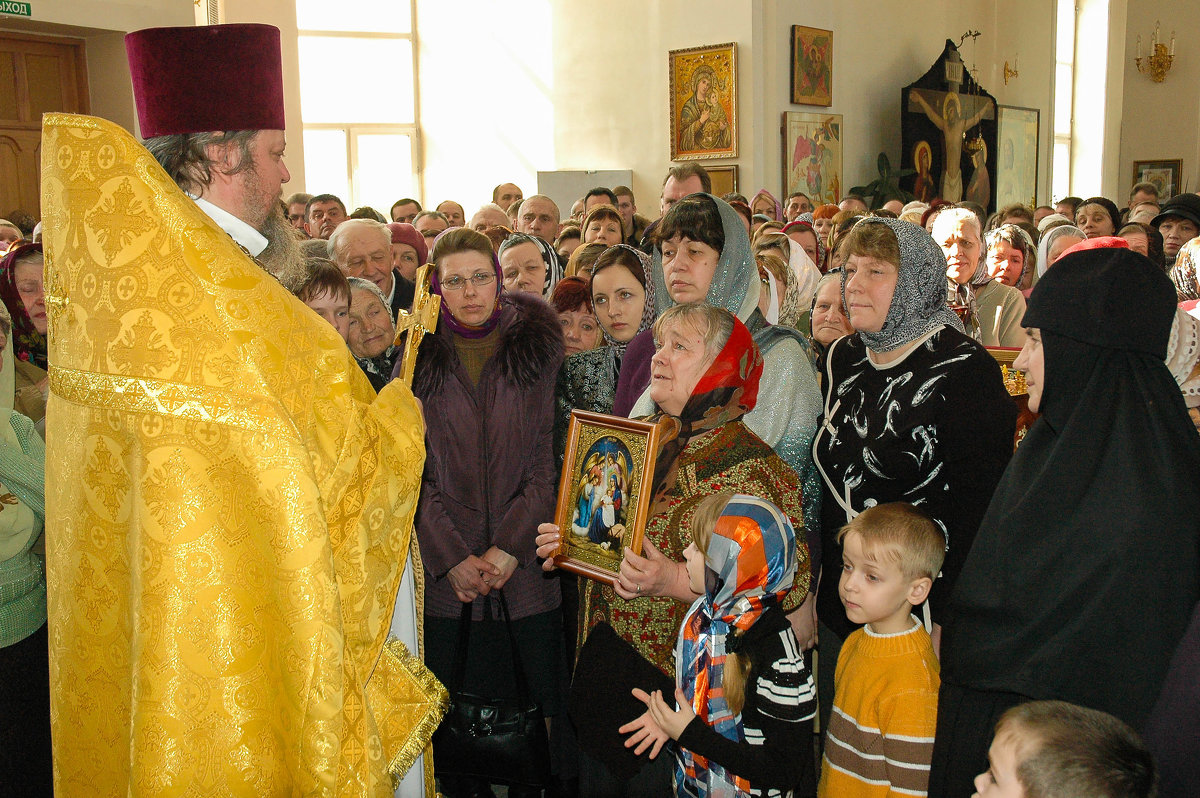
[0,33,89,221]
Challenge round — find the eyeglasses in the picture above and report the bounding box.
[441,272,496,291]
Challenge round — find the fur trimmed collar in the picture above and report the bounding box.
[414,291,564,395]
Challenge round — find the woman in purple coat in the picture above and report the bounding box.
[409,227,565,798]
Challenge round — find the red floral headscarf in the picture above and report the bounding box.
[647,313,763,514]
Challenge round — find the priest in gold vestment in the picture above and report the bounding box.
[40,23,444,797]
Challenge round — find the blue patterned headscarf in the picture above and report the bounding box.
[842,217,964,353]
[675,494,797,798]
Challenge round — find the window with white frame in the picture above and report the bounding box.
[297,0,419,215]
[1051,0,1075,203]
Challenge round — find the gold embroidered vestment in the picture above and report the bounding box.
[41,113,442,796]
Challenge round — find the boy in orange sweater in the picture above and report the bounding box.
[819,503,945,797]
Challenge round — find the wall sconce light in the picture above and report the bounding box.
[1136,21,1175,82]
[1003,55,1019,85]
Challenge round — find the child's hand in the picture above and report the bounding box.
[647,688,696,742]
[618,688,671,758]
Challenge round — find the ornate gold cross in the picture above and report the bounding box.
[392,264,441,387]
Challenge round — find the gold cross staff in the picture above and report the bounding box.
[392,263,441,387]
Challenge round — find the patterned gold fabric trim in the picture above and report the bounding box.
[49,365,291,436]
[379,638,449,785]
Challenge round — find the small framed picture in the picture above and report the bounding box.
[707,165,739,197]
[1132,159,1183,198]
[552,410,663,586]
[791,25,833,106]
[668,42,738,160]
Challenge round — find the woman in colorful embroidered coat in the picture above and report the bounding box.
[538,303,810,794]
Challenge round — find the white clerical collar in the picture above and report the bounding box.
[384,271,397,305]
[191,196,269,257]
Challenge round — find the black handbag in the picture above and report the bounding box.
[432,591,551,788]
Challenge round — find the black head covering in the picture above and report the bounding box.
[942,247,1200,730]
[1151,192,1200,230]
[1076,196,1121,235]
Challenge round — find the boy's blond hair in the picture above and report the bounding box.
[835,502,945,581]
[995,701,1157,798]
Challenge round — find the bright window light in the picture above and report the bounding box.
[303,128,350,203]
[296,0,409,33]
[298,36,413,125]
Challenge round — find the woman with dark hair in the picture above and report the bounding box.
[783,219,822,270]
[555,225,582,261]
[1075,196,1121,238]
[582,205,625,247]
[985,223,1037,290]
[811,217,1016,736]
[538,304,811,794]
[555,245,657,463]
[551,276,602,358]
[931,247,1200,797]
[407,227,565,798]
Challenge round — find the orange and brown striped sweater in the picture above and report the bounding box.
[818,618,939,797]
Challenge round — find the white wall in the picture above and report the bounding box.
[415,0,556,215]
[6,0,1070,216]
[1118,0,1199,197]
[549,0,755,215]
[550,0,1055,215]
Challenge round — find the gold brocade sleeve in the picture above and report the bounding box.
[41,113,441,797]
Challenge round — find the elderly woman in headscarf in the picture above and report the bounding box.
[811,217,1016,735]
[753,231,822,320]
[0,243,47,372]
[497,231,564,298]
[930,247,1200,798]
[537,303,809,793]
[985,223,1037,291]
[345,277,398,391]
[806,269,853,375]
[1035,223,1085,283]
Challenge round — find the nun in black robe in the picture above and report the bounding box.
[927,245,1200,797]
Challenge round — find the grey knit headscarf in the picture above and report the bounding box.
[843,217,965,352]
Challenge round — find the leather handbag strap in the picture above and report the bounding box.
[496,591,534,706]
[448,598,473,693]
[447,591,536,705]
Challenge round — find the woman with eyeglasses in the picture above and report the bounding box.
[405,227,566,798]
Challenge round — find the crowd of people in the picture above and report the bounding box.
[7,19,1200,798]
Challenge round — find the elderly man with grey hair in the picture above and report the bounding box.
[328,218,415,321]
[469,203,511,232]
[932,206,1026,347]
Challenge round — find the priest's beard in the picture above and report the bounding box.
[257,204,307,292]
